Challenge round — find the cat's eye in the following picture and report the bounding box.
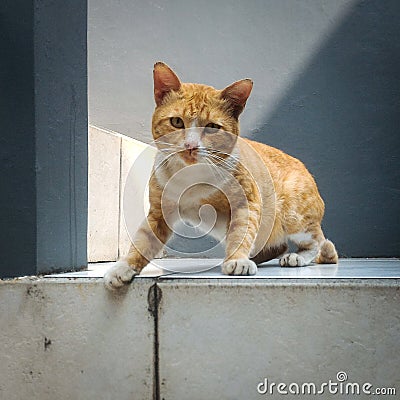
[170,117,185,129]
[205,122,222,132]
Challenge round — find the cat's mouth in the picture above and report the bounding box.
[180,148,199,164]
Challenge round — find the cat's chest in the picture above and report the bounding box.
[177,186,229,240]
[163,177,225,231]
[178,184,216,220]
[154,158,231,232]
[156,161,224,203]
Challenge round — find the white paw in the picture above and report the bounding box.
[104,260,139,290]
[279,253,306,267]
[222,258,257,276]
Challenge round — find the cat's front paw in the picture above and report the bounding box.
[279,253,306,267]
[222,258,257,276]
[104,260,139,290]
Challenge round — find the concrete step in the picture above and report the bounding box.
[1,258,399,399]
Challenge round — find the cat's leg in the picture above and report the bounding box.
[315,239,338,264]
[104,212,172,289]
[279,229,322,267]
[251,243,288,265]
[222,207,260,276]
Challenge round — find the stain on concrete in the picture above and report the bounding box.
[147,284,162,317]
[44,337,52,350]
[26,285,46,300]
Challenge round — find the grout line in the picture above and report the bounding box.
[148,283,161,400]
[117,137,122,259]
[154,284,160,400]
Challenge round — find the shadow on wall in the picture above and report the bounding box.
[247,0,400,257]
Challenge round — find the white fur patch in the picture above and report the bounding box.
[288,232,312,244]
[222,258,257,276]
[104,260,139,290]
[185,123,202,149]
[279,253,306,267]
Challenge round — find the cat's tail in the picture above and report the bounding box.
[315,239,338,264]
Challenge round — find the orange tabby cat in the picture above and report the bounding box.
[105,62,338,289]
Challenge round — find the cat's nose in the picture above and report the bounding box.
[184,142,199,151]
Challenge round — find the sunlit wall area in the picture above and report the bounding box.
[88,0,400,257]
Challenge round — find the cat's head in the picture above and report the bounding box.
[152,62,252,164]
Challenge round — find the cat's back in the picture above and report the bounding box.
[242,138,303,169]
[241,137,323,212]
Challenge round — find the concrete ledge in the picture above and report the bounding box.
[1,258,399,399]
[157,279,400,400]
[0,279,154,400]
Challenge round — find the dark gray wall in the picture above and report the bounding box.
[89,0,400,257]
[249,0,400,257]
[0,1,36,276]
[0,1,88,278]
[34,1,88,273]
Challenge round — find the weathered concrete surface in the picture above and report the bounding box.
[88,126,121,262]
[1,268,399,399]
[157,279,400,400]
[0,279,154,400]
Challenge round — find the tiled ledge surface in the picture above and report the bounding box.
[45,258,400,280]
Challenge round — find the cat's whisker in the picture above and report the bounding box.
[152,140,184,152]
[203,157,227,183]
[202,147,239,163]
[205,152,239,167]
[158,148,179,155]
[205,158,232,173]
[203,155,235,183]
[206,153,237,172]
[153,150,181,170]
[152,138,179,145]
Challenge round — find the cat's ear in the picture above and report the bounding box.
[221,79,253,118]
[153,62,182,106]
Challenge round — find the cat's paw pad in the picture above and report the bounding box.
[279,253,306,267]
[222,258,257,276]
[104,260,139,290]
